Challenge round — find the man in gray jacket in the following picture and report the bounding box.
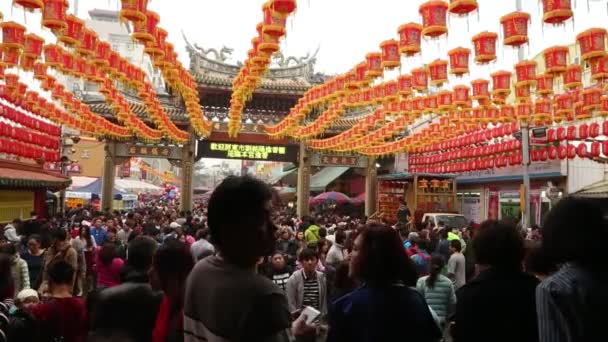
[286,248,328,316]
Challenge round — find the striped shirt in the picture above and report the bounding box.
[537,263,607,342]
[302,274,319,310]
[271,272,291,292]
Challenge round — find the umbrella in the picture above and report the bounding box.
[311,191,351,205]
[351,193,366,205]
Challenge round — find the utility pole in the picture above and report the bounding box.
[516,0,531,229]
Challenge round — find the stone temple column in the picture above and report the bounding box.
[101,141,117,212]
[365,157,378,217]
[180,136,196,213]
[296,141,311,218]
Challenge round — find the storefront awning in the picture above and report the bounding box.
[268,168,298,186]
[0,163,71,189]
[572,178,608,198]
[310,167,349,192]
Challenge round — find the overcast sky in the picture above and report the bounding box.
[2,0,608,86]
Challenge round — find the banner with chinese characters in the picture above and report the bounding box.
[197,141,298,162]
[121,160,131,178]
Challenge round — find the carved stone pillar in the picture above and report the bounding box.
[365,157,378,217]
[180,136,196,213]
[101,141,117,212]
[296,141,311,218]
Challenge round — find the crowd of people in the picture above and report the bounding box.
[0,175,606,342]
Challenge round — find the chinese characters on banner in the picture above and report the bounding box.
[121,160,131,178]
[319,155,359,167]
[197,141,298,162]
[127,145,171,157]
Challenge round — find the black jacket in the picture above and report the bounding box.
[89,283,163,342]
[453,268,539,342]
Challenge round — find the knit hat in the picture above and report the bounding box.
[16,289,38,302]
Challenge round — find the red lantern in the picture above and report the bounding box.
[471,32,498,64]
[424,95,438,113]
[419,1,449,38]
[575,144,587,159]
[270,0,297,16]
[598,96,608,118]
[398,74,413,97]
[591,141,601,158]
[412,97,426,117]
[590,122,600,137]
[579,123,589,140]
[448,47,470,76]
[397,23,423,56]
[93,41,111,67]
[500,11,530,47]
[604,141,608,156]
[133,11,159,44]
[0,21,26,51]
[23,34,44,60]
[41,0,68,31]
[536,73,554,97]
[471,79,490,105]
[563,64,582,90]
[500,105,515,122]
[541,0,573,24]
[365,52,383,79]
[448,0,478,15]
[557,145,567,160]
[543,46,569,75]
[453,85,470,107]
[437,91,453,112]
[383,81,399,103]
[575,101,592,120]
[262,3,287,38]
[582,88,602,112]
[43,44,62,68]
[57,15,84,47]
[491,71,511,97]
[77,29,98,57]
[429,59,448,86]
[380,40,401,69]
[590,56,608,83]
[555,93,574,122]
[120,0,148,23]
[516,102,532,123]
[576,28,607,62]
[412,67,428,92]
[515,60,537,87]
[533,99,552,124]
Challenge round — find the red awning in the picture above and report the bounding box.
[0,161,71,189]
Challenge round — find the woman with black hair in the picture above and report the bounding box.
[0,253,14,307]
[327,223,441,342]
[416,255,456,327]
[537,197,608,342]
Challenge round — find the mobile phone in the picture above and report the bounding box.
[301,306,321,325]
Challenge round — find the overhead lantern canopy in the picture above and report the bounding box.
[448,47,470,77]
[536,73,554,97]
[500,11,530,47]
[380,39,401,70]
[453,85,470,107]
[576,28,607,63]
[419,1,449,38]
[471,32,497,64]
[471,79,490,106]
[563,64,582,90]
[448,0,478,16]
[0,21,26,68]
[119,0,148,24]
[398,23,423,57]
[541,0,573,25]
[490,70,511,99]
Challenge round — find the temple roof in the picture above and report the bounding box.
[183,33,328,95]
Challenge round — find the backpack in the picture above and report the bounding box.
[411,251,431,276]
